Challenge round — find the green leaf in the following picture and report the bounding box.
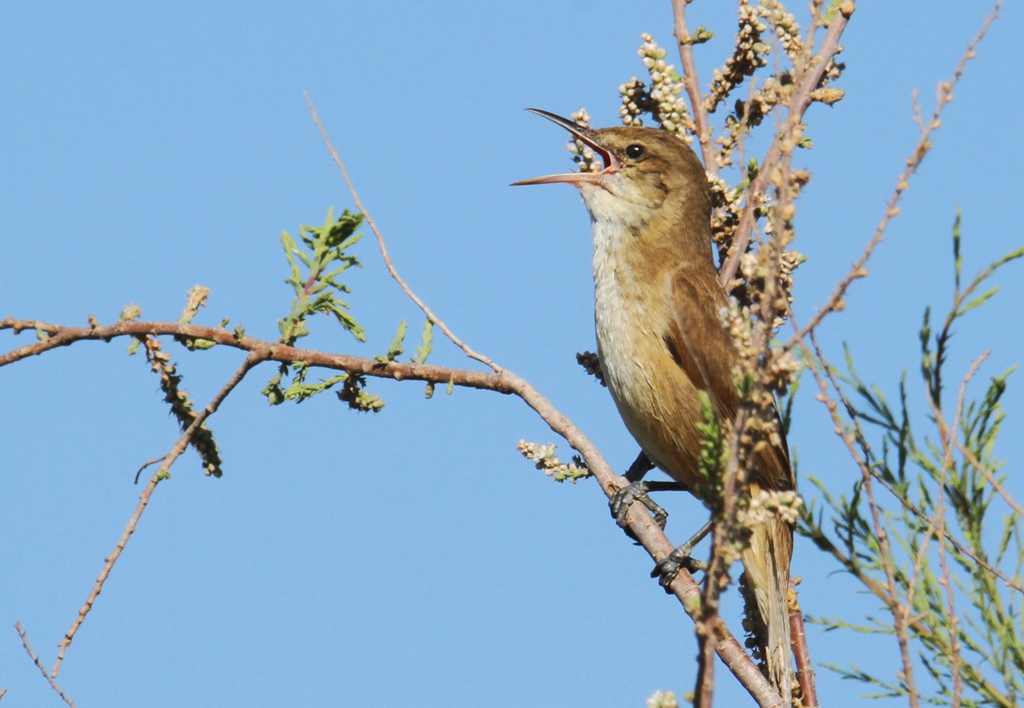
[377,320,407,363]
[412,320,435,364]
[275,208,366,347]
[952,207,962,292]
[957,286,999,316]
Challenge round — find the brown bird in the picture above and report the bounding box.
[514,109,795,697]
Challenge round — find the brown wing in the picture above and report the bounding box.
[666,271,793,492]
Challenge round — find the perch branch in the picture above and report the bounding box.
[1,315,785,706]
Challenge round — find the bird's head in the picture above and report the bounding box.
[513,108,711,234]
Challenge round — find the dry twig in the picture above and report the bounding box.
[14,623,75,707]
[305,95,500,372]
[49,351,267,678]
[671,0,718,178]
[791,0,1003,342]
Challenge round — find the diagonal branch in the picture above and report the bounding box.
[14,622,75,707]
[790,0,1002,341]
[49,350,268,678]
[305,95,500,372]
[801,331,920,706]
[2,315,785,706]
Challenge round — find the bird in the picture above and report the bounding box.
[513,108,795,697]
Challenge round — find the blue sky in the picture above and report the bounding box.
[2,2,1022,706]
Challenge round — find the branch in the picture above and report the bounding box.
[672,0,718,179]
[789,583,819,708]
[49,350,267,677]
[14,623,75,707]
[305,95,500,372]
[1,318,504,388]
[1,315,784,705]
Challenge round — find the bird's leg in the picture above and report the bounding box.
[651,519,713,589]
[609,451,685,530]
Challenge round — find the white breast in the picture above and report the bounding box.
[590,218,662,451]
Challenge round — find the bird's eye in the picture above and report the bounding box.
[625,144,645,159]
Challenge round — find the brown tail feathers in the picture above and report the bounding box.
[741,515,794,700]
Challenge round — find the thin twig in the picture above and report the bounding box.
[50,350,267,677]
[803,332,920,706]
[133,456,167,485]
[14,623,75,707]
[790,0,1003,342]
[304,95,500,372]
[789,581,818,708]
[932,358,985,708]
[671,0,718,179]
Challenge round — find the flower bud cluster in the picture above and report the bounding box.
[180,284,211,324]
[739,489,803,527]
[143,335,223,477]
[705,2,770,113]
[715,74,787,169]
[646,690,679,708]
[739,573,768,662]
[760,0,804,61]
[707,176,741,258]
[618,77,649,127]
[566,107,600,174]
[517,440,591,483]
[722,295,797,449]
[638,34,695,141]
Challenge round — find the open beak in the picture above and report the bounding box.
[511,108,621,186]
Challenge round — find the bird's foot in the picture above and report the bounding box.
[651,520,713,590]
[610,481,669,530]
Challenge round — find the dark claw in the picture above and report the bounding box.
[652,547,705,589]
[610,481,669,530]
[651,520,714,590]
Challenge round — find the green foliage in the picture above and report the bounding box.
[263,364,346,404]
[695,390,727,505]
[799,214,1024,705]
[412,320,434,364]
[277,207,365,347]
[263,209,386,412]
[376,320,407,363]
[682,26,713,45]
